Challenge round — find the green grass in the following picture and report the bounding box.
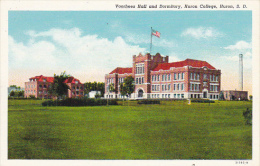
[8,99,252,159]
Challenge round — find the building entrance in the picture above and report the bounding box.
[138,89,144,98]
[203,91,207,98]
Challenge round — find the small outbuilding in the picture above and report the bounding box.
[221,90,248,101]
[88,91,101,98]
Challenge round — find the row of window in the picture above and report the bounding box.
[26,85,36,88]
[136,63,145,74]
[136,77,144,84]
[210,85,219,92]
[118,77,125,83]
[151,73,184,82]
[152,83,185,92]
[190,83,200,91]
[151,93,185,99]
[72,86,83,90]
[190,73,200,80]
[72,92,83,95]
[210,75,219,82]
[25,90,36,94]
[107,78,114,84]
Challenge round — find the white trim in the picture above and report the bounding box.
[209,83,220,85]
[190,81,201,84]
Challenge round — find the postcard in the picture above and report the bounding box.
[1,0,259,166]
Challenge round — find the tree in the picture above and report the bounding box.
[48,72,70,99]
[119,76,135,106]
[119,83,127,105]
[10,91,15,97]
[122,76,134,98]
[17,90,24,98]
[84,82,105,97]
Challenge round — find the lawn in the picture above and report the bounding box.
[8,99,252,159]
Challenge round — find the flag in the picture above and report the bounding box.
[152,29,160,38]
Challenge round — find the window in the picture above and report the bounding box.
[181,73,184,80]
[168,94,170,98]
[142,77,144,84]
[216,76,219,82]
[136,78,138,84]
[168,84,171,91]
[152,75,154,82]
[177,84,179,90]
[181,84,184,91]
[204,74,207,79]
[174,84,176,91]
[190,73,193,80]
[136,63,144,74]
[162,75,165,81]
[181,94,184,98]
[174,73,177,80]
[162,85,164,91]
[174,94,176,98]
[162,94,164,98]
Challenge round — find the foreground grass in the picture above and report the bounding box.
[8,99,252,159]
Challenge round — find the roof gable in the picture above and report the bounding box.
[109,67,132,74]
[29,75,82,84]
[152,59,216,71]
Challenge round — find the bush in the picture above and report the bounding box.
[42,98,118,107]
[191,99,215,103]
[137,99,160,105]
[243,108,252,125]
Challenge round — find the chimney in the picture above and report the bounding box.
[239,54,243,91]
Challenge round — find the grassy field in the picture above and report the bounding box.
[8,99,252,159]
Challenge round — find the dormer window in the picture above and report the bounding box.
[75,81,78,84]
[43,79,46,82]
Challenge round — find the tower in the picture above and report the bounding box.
[239,54,243,91]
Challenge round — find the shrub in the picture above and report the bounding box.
[137,99,160,105]
[42,98,118,107]
[243,108,252,125]
[191,99,215,103]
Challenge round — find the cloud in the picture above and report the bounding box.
[9,27,147,82]
[181,27,223,39]
[224,41,251,50]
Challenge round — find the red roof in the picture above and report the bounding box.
[30,75,54,83]
[63,77,82,84]
[29,75,82,84]
[109,67,132,74]
[153,59,216,71]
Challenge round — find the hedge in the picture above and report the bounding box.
[42,98,118,107]
[191,99,215,103]
[137,99,160,105]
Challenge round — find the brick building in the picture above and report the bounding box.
[24,75,84,99]
[105,53,221,99]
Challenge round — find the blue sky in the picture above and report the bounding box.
[8,11,252,94]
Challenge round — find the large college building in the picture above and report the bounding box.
[24,75,84,99]
[105,53,221,99]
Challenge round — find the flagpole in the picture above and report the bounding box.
[150,27,152,55]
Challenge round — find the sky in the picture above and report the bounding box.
[8,11,252,95]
